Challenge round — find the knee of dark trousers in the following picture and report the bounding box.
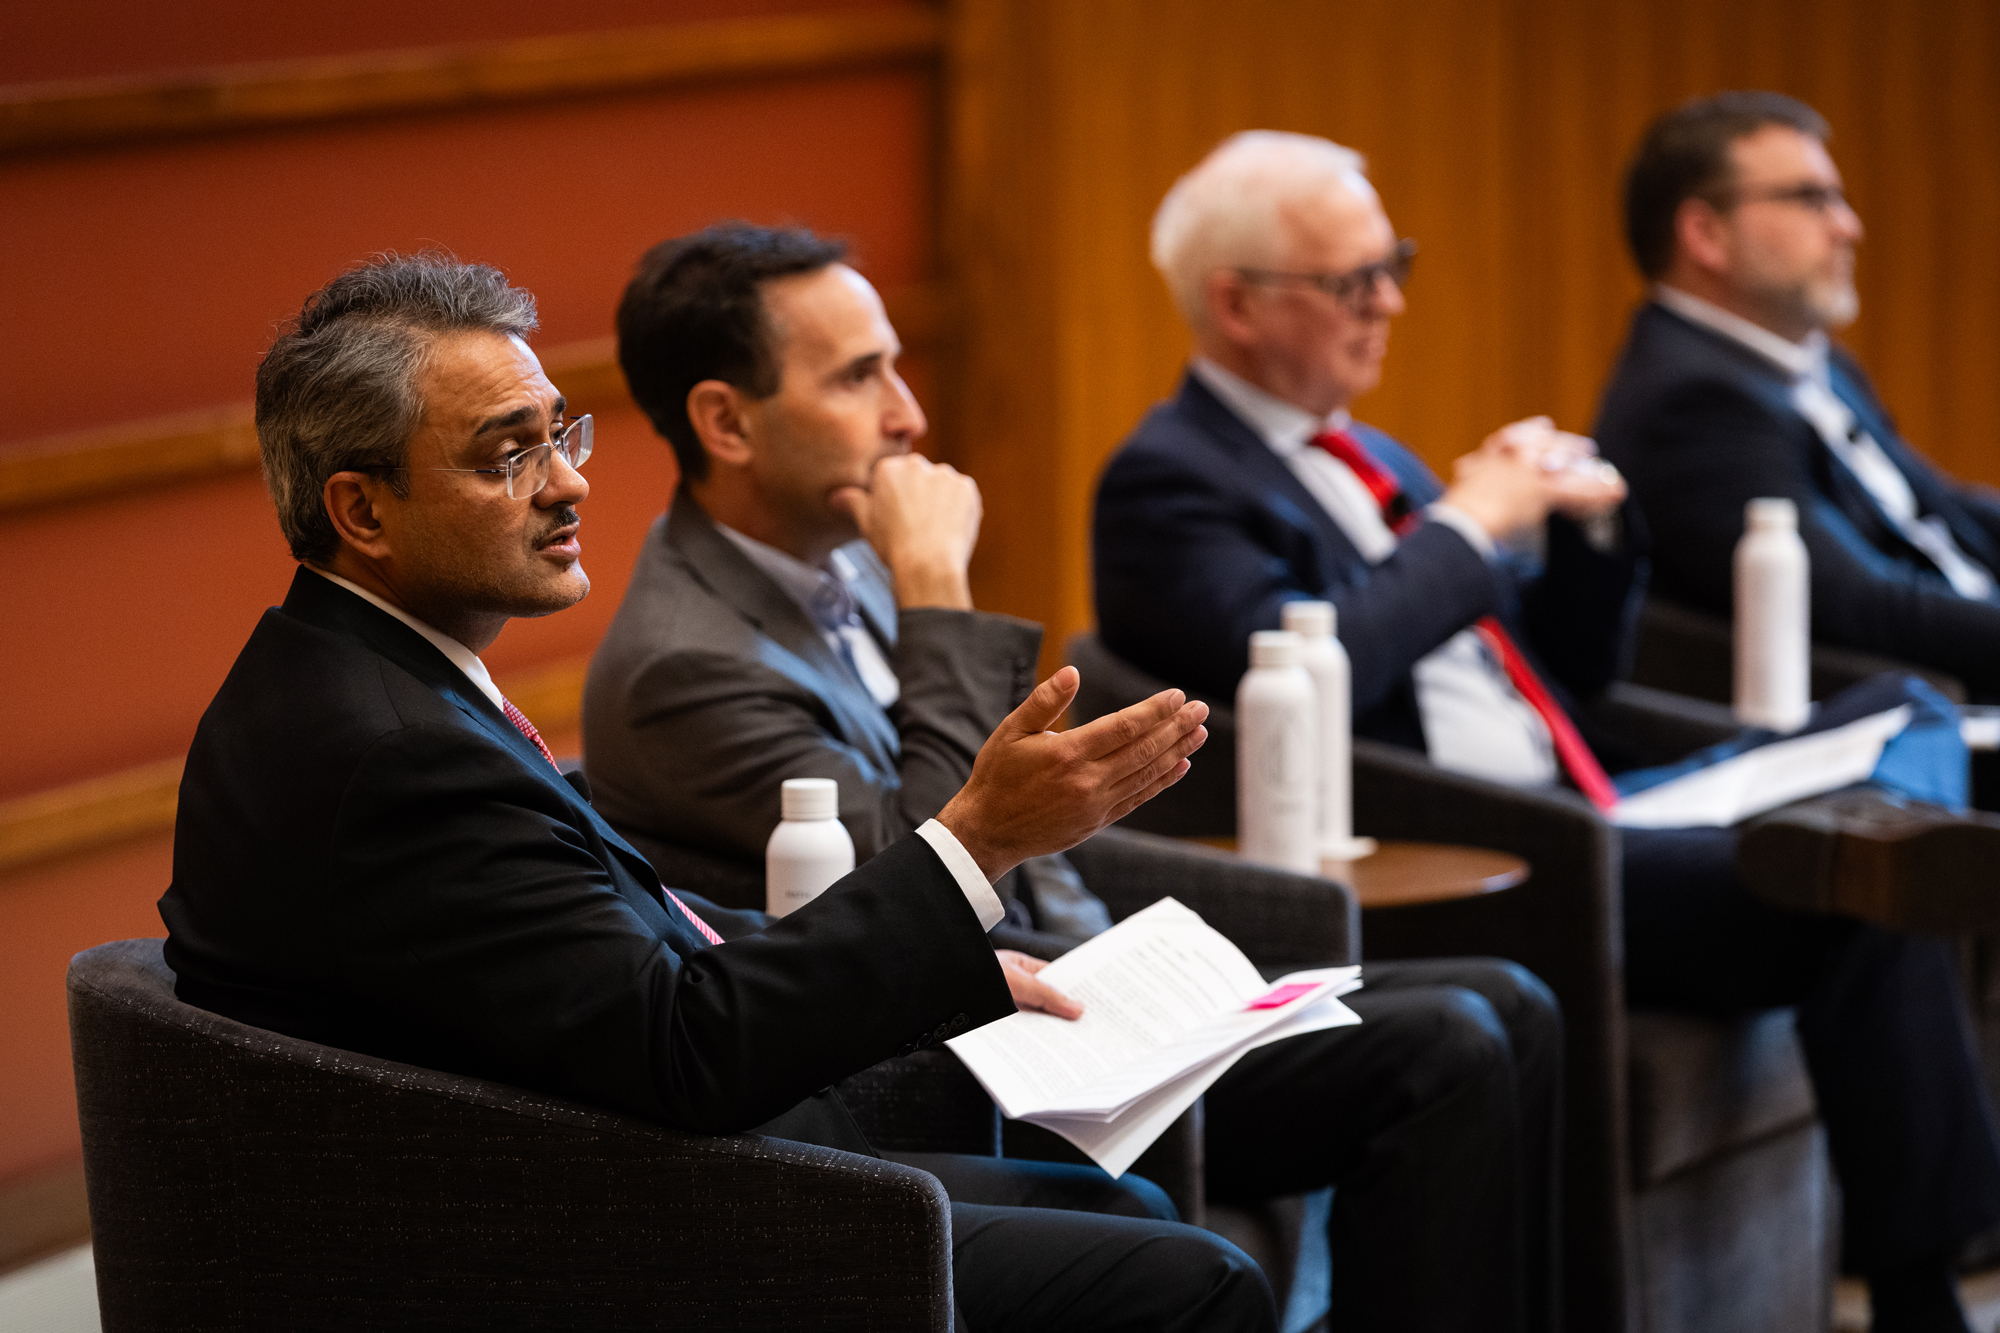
[1147,1226,1275,1320]
[1449,958,1563,1051]
[1413,988,1517,1106]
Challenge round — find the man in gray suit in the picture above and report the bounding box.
[583,222,1569,1332]
[583,227,1108,942]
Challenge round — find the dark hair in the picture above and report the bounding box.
[616,222,848,481]
[256,252,538,562]
[1622,91,1831,279]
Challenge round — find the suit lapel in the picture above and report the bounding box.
[280,569,705,950]
[1827,355,2000,576]
[1175,373,1368,588]
[664,492,902,757]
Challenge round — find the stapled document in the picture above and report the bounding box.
[947,898,1361,1175]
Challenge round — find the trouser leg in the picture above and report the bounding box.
[948,1200,1275,1333]
[1203,977,1527,1333]
[1359,958,1565,1331]
[1623,825,2000,1269]
[887,1150,1178,1220]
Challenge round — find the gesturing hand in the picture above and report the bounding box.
[997,950,1083,1019]
[937,667,1208,882]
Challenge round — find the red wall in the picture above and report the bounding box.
[0,1,937,1186]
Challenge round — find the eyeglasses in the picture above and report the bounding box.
[386,414,593,499]
[1236,238,1418,312]
[1725,183,1851,216]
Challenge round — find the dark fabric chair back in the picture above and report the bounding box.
[68,938,953,1332]
[1631,597,1967,704]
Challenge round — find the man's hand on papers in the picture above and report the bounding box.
[938,667,1209,882]
[997,949,1084,1019]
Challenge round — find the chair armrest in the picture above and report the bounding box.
[837,1048,1002,1156]
[1586,681,1741,764]
[1064,826,1358,968]
[1631,596,1967,705]
[68,942,955,1332]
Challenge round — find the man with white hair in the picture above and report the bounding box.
[1095,129,2000,1333]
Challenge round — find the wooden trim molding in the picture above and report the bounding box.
[0,283,952,514]
[0,6,946,156]
[0,1159,89,1276]
[0,655,590,875]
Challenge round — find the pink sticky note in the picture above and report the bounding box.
[1246,983,1318,1010]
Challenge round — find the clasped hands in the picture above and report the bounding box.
[938,666,1210,1021]
[1440,415,1628,544]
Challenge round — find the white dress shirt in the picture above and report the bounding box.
[1654,285,1995,601]
[306,563,1002,929]
[1189,359,1558,786]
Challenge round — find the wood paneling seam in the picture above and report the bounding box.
[0,6,946,155]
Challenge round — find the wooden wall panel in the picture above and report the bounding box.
[949,0,2000,669]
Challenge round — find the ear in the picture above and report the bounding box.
[686,379,755,472]
[323,471,395,560]
[1203,268,1261,346]
[1673,195,1733,275]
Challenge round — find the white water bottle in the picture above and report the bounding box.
[1237,630,1320,873]
[765,778,855,917]
[1734,497,1811,732]
[1282,601,1377,861]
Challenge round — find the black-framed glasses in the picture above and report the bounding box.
[1723,182,1850,216]
[388,414,593,499]
[1236,238,1417,312]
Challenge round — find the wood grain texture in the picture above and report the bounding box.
[0,6,946,155]
[947,0,2000,675]
[0,285,952,514]
[0,655,591,874]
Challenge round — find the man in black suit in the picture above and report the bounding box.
[158,253,1278,1333]
[1597,91,2000,707]
[1094,130,2000,1333]
[588,223,1565,1333]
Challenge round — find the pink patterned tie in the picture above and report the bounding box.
[501,694,724,947]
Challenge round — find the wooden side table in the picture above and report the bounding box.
[1185,837,1529,910]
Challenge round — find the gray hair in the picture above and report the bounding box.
[1150,130,1371,335]
[256,252,539,563]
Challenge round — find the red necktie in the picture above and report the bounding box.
[502,694,725,946]
[1307,429,1620,812]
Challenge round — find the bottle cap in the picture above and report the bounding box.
[1248,630,1303,669]
[1745,497,1798,530]
[1280,600,1335,638]
[781,777,839,821]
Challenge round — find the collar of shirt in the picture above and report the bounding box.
[716,523,863,635]
[1190,356,1351,456]
[1653,284,1829,384]
[304,565,509,715]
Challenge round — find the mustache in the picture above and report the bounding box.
[536,505,581,544]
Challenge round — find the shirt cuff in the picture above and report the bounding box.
[1424,502,1498,562]
[915,819,1007,930]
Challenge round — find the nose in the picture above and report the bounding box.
[887,370,928,444]
[540,447,589,506]
[1834,199,1864,243]
[1370,269,1408,317]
